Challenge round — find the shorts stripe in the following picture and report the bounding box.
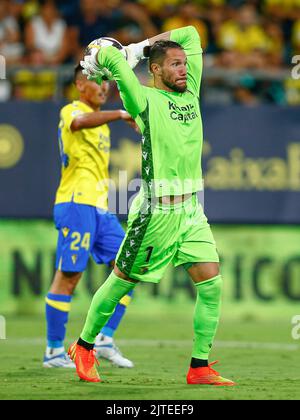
[116,199,153,276]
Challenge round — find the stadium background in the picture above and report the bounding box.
[0,0,300,400]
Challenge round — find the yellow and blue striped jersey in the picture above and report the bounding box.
[55,100,111,209]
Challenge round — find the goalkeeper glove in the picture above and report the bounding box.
[124,39,150,69]
[80,47,113,82]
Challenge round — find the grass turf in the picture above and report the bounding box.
[0,302,300,400]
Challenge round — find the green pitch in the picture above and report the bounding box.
[0,301,299,400]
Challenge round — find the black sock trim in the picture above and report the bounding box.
[77,338,94,351]
[191,358,208,368]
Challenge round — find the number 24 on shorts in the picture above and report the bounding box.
[70,232,91,251]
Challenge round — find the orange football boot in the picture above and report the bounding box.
[187,361,235,386]
[68,341,101,383]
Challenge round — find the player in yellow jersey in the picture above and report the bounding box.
[44,64,136,369]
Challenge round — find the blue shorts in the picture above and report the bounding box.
[54,202,125,273]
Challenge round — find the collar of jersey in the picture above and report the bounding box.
[74,100,94,112]
[154,88,184,97]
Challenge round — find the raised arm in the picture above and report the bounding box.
[97,46,147,119]
[127,26,203,96]
[170,26,203,96]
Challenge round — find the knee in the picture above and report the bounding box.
[50,271,82,295]
[62,272,81,294]
[113,266,139,284]
[62,271,81,279]
[114,266,129,280]
[189,262,220,284]
[204,264,220,281]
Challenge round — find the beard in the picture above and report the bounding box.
[162,76,187,93]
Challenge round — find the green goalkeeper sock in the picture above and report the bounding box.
[192,275,222,360]
[80,272,136,344]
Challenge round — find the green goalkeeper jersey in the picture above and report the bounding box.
[98,26,203,197]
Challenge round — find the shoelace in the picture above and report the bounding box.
[63,353,74,362]
[112,343,123,356]
[82,348,100,367]
[208,360,220,376]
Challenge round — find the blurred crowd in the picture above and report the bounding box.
[1,0,300,104]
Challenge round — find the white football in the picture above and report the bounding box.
[84,37,127,80]
[85,37,127,58]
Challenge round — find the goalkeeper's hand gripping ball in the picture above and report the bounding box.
[81,37,127,82]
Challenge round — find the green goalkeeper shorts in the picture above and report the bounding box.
[116,193,219,283]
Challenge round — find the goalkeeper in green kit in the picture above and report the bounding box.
[68,26,235,386]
